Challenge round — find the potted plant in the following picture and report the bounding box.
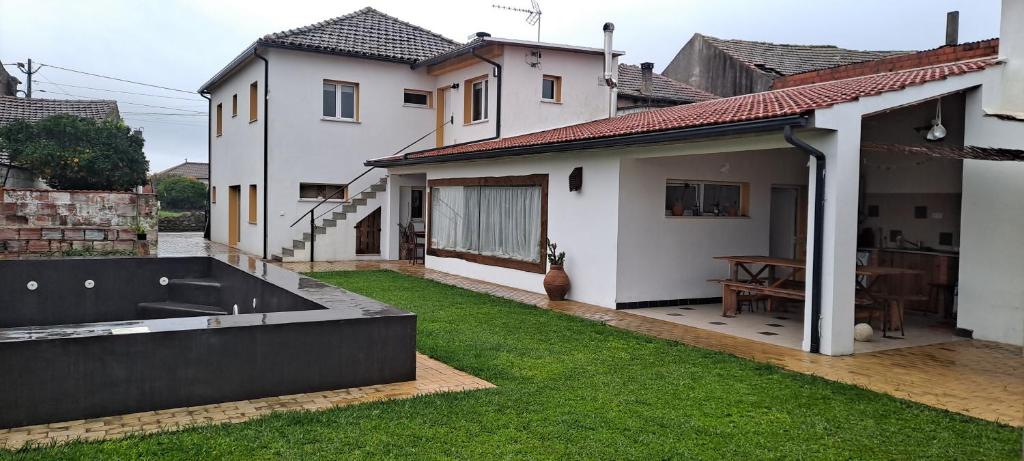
[131,221,148,241]
[543,240,570,301]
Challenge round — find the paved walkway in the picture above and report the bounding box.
[0,354,494,450]
[282,260,1024,428]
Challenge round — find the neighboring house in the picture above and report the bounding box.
[0,96,120,189]
[366,1,1024,354]
[200,7,622,260]
[0,65,20,97]
[662,33,910,97]
[616,62,717,114]
[157,161,210,184]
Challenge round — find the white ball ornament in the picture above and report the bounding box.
[854,323,874,342]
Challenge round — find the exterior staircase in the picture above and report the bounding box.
[271,176,388,262]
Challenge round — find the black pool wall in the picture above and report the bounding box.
[0,257,323,327]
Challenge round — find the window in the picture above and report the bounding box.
[231,94,238,117]
[216,103,223,136]
[211,186,217,204]
[299,183,345,200]
[541,75,562,102]
[403,89,432,108]
[248,185,257,224]
[323,81,358,121]
[428,175,548,273]
[665,180,748,217]
[249,81,258,122]
[410,188,424,220]
[463,75,488,123]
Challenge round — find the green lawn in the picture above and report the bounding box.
[6,270,1020,460]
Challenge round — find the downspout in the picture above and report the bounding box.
[471,47,502,140]
[784,125,825,354]
[254,47,269,260]
[199,91,211,239]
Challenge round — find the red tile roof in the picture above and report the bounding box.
[369,57,996,165]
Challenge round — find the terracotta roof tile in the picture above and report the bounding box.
[617,64,718,104]
[370,58,995,165]
[0,96,119,126]
[157,161,209,179]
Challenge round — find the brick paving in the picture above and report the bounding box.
[283,260,1024,427]
[0,353,494,450]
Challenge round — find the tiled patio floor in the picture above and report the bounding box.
[0,353,494,450]
[282,259,1024,427]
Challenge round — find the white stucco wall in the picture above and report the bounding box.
[208,58,267,256]
[956,160,1024,346]
[615,148,809,303]
[388,151,621,308]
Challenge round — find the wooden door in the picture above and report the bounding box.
[228,185,241,247]
[435,87,449,147]
[770,187,799,259]
[355,207,381,255]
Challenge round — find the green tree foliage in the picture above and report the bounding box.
[156,176,208,211]
[0,114,148,190]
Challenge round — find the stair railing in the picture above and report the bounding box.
[287,118,452,262]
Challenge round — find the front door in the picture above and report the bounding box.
[355,207,381,255]
[770,186,799,259]
[228,185,241,247]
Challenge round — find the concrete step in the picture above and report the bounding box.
[137,301,227,319]
[351,198,367,206]
[282,248,294,257]
[314,226,327,235]
[167,278,222,307]
[342,204,358,213]
[270,254,283,262]
[370,183,386,192]
[332,212,347,221]
[322,218,337,228]
[360,191,376,199]
[292,239,305,249]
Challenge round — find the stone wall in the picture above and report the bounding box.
[159,211,207,232]
[0,188,158,258]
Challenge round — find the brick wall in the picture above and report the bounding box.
[772,39,1000,90]
[0,188,158,258]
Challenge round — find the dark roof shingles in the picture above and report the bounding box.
[0,96,119,126]
[702,35,911,76]
[617,64,718,104]
[158,161,209,179]
[260,7,461,63]
[372,58,995,164]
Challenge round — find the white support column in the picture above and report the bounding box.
[800,125,861,356]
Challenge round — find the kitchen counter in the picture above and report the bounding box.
[859,247,959,257]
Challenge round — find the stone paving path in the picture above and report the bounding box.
[0,353,494,450]
[282,260,1024,428]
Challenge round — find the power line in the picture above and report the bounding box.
[33,80,204,101]
[34,89,205,113]
[38,62,197,95]
[122,111,206,116]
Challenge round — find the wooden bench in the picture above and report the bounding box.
[710,279,805,316]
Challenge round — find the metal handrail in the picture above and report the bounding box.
[286,118,452,261]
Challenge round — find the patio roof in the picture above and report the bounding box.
[367,57,998,167]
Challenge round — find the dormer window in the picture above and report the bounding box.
[542,75,562,102]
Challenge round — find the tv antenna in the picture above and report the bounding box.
[492,1,542,42]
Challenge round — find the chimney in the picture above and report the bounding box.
[999,0,1023,113]
[603,22,617,118]
[945,11,959,46]
[640,62,654,96]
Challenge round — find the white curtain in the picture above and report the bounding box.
[480,186,542,262]
[431,185,542,262]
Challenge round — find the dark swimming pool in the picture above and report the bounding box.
[0,255,415,429]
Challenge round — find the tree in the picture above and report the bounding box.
[0,115,148,191]
[156,176,208,211]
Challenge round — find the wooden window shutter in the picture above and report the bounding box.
[249,81,258,122]
[248,185,257,224]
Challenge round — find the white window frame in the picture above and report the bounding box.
[322,80,359,122]
[471,79,488,122]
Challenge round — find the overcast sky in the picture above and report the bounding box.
[0,0,1002,172]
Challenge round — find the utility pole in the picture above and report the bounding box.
[16,59,42,98]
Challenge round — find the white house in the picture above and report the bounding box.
[198,7,625,261]
[366,1,1023,355]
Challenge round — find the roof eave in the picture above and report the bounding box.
[366,115,809,168]
[413,37,625,69]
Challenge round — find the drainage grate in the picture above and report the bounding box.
[709,321,727,325]
[765,323,784,328]
[758,331,779,336]
[666,313,684,316]
[678,307,695,310]
[774,316,790,320]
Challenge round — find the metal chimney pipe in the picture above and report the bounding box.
[603,22,617,118]
[945,11,959,46]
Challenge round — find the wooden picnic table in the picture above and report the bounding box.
[710,256,922,333]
